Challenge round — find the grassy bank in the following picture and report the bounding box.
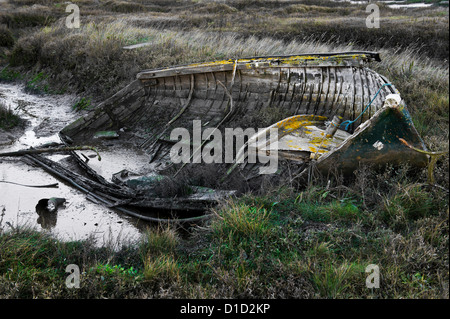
[1,170,448,298]
[0,0,448,299]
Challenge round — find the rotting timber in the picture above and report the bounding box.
[52,52,428,222]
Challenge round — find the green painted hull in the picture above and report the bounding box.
[316,105,428,174]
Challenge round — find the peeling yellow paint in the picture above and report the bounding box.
[138,53,374,80]
[184,54,370,70]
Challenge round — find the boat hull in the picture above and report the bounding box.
[61,53,402,170]
[54,52,430,216]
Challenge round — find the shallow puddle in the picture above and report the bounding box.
[387,2,434,9]
[0,83,148,247]
[334,0,435,8]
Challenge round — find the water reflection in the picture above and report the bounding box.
[35,198,65,230]
[36,209,57,229]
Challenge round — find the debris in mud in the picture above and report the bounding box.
[0,130,22,146]
[36,197,66,213]
[112,169,164,190]
[0,83,146,244]
[24,153,220,223]
[93,131,119,140]
[0,145,101,160]
[0,180,59,188]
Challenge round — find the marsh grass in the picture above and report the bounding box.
[143,255,181,282]
[0,66,21,82]
[72,96,92,111]
[140,225,179,256]
[310,260,358,298]
[0,101,21,129]
[0,5,58,29]
[0,26,14,48]
[211,201,273,242]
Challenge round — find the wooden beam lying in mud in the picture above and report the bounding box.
[0,146,101,161]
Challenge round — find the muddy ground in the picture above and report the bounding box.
[0,83,150,247]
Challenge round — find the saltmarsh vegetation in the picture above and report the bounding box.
[0,0,448,298]
[1,174,448,298]
[0,101,22,129]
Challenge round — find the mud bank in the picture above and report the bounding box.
[0,83,146,247]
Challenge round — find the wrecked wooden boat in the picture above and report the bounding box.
[229,93,428,177]
[56,52,428,220]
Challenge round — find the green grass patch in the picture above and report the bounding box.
[0,101,21,129]
[0,66,22,82]
[24,71,51,94]
[72,97,92,111]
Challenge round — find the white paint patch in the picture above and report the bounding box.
[373,140,384,150]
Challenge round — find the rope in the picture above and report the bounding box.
[340,83,392,131]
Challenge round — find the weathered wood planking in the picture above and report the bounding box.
[60,53,397,166]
